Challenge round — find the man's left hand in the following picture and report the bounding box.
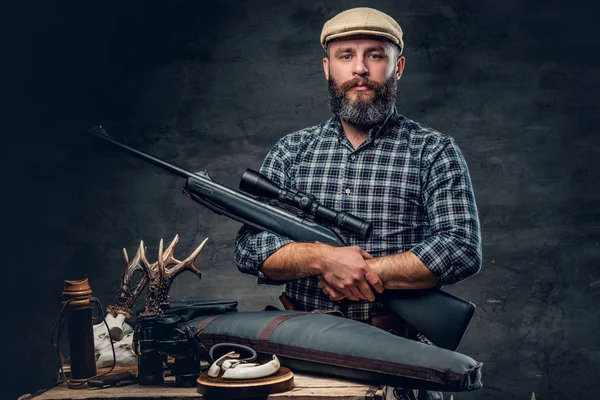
[317,275,347,302]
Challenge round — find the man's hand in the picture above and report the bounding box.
[317,250,441,300]
[260,242,384,301]
[317,275,345,301]
[316,246,383,302]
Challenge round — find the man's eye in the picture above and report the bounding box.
[340,54,352,60]
[370,54,383,60]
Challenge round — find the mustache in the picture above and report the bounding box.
[338,77,385,93]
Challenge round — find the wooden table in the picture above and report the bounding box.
[33,373,384,400]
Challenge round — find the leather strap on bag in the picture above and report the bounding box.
[195,314,227,333]
[258,310,344,341]
[258,312,310,341]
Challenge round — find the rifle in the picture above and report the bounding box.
[90,126,475,351]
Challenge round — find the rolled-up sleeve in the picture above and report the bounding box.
[234,139,295,285]
[235,228,293,284]
[410,138,482,286]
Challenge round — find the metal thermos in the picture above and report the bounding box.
[62,279,97,380]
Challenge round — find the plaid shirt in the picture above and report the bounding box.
[235,108,482,321]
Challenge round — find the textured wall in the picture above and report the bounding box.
[6,1,599,399]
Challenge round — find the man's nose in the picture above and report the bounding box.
[352,57,369,76]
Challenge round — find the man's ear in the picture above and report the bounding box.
[396,56,405,81]
[323,57,330,80]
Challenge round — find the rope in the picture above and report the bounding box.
[50,297,118,389]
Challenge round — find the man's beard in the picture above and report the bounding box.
[328,74,397,125]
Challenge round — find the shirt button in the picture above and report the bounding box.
[350,155,356,161]
[345,188,351,194]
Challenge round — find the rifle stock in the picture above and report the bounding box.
[91,126,475,351]
[382,289,475,351]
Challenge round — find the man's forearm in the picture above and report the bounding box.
[261,243,384,301]
[262,243,438,289]
[260,242,324,281]
[367,251,439,290]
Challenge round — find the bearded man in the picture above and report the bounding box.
[234,8,482,399]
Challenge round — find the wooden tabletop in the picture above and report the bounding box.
[33,373,384,400]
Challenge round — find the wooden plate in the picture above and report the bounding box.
[197,367,294,399]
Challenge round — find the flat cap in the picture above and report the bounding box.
[320,7,403,52]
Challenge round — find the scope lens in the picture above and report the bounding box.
[331,211,372,240]
[240,169,281,199]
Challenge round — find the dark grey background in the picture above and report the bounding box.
[5,0,599,399]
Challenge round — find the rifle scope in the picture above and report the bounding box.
[239,169,372,240]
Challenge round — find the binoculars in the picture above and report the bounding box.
[133,315,206,387]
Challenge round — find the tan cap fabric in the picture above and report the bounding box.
[320,7,403,53]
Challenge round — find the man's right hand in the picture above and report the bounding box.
[316,245,384,302]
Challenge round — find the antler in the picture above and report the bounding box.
[139,234,208,317]
[106,242,149,318]
[160,234,205,281]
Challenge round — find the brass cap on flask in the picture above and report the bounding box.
[62,278,93,310]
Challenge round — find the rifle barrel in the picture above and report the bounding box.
[90,126,195,180]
